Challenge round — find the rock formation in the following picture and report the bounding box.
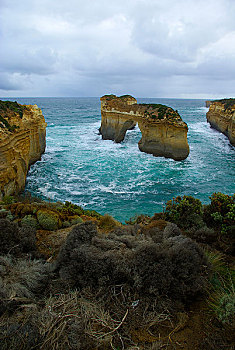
[205,100,212,108]
[100,95,189,161]
[0,100,47,199]
[206,98,235,146]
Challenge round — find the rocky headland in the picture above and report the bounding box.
[206,98,235,146]
[100,94,189,161]
[0,100,46,200]
[205,100,212,108]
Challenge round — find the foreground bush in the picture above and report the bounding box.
[0,218,37,255]
[55,221,209,302]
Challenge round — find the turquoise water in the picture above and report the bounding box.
[2,97,235,222]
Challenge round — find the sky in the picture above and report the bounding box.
[0,0,235,98]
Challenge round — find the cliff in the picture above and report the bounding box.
[100,95,189,161]
[206,98,235,146]
[205,100,212,108]
[0,100,47,199]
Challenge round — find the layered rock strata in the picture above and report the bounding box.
[206,99,235,146]
[0,101,47,199]
[100,95,189,160]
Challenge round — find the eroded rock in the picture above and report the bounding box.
[100,94,189,160]
[206,98,235,146]
[0,101,47,199]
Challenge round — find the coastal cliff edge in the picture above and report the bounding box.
[0,100,47,199]
[206,98,235,146]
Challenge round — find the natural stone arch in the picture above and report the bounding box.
[100,95,190,161]
[113,119,137,143]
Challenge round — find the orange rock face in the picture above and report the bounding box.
[206,99,235,146]
[100,94,189,161]
[0,101,47,199]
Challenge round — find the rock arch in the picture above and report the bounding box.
[100,95,190,161]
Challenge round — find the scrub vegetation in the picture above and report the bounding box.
[213,98,235,110]
[0,192,234,349]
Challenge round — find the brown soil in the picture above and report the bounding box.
[131,300,235,350]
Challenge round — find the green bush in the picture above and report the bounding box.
[21,215,38,229]
[70,215,83,226]
[203,192,235,234]
[37,209,60,231]
[216,293,235,325]
[165,195,203,229]
[2,195,15,205]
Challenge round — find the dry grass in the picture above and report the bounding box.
[37,288,172,350]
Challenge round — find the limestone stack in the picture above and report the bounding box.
[0,101,47,199]
[100,95,189,161]
[206,99,235,146]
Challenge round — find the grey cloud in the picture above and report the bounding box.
[0,73,22,91]
[0,0,235,97]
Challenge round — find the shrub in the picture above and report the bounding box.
[37,209,60,230]
[21,214,38,229]
[56,222,209,301]
[70,215,83,226]
[0,218,38,256]
[0,219,21,255]
[19,226,37,253]
[214,292,235,325]
[125,214,151,225]
[2,195,15,205]
[186,226,217,244]
[163,222,181,239]
[165,195,203,229]
[0,209,8,219]
[98,214,120,231]
[203,192,235,234]
[0,255,49,311]
[0,321,42,350]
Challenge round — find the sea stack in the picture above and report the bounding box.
[0,100,47,199]
[100,94,189,161]
[206,98,235,146]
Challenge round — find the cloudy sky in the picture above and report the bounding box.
[0,0,235,98]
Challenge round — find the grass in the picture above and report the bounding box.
[205,250,235,326]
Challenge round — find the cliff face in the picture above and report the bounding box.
[0,101,47,199]
[205,101,212,108]
[100,95,189,161]
[206,99,235,146]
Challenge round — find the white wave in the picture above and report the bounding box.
[197,106,209,112]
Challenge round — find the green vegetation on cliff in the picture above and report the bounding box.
[140,103,182,121]
[213,98,235,110]
[0,100,26,132]
[0,100,26,119]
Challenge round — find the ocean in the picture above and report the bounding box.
[2,97,235,222]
